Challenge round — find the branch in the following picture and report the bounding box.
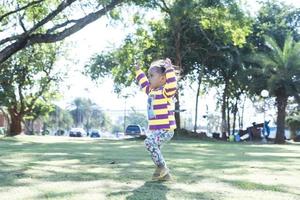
[28,0,122,44]
[195,24,231,51]
[0,35,23,46]
[24,77,53,114]
[18,64,31,114]
[46,19,78,34]
[160,0,169,10]
[0,0,45,22]
[0,0,78,61]
[0,0,123,65]
[0,0,76,46]
[18,13,27,33]
[24,57,56,114]
[18,82,25,114]
[154,0,170,13]
[27,0,78,35]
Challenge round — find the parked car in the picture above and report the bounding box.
[90,130,101,138]
[69,128,87,137]
[55,129,65,136]
[125,125,145,137]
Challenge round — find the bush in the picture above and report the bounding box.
[174,128,208,139]
[286,114,300,140]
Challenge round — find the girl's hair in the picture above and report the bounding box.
[149,59,167,74]
[149,59,181,77]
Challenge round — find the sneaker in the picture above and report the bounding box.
[152,167,161,180]
[158,173,173,181]
[158,166,169,179]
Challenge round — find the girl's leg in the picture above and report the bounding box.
[144,130,174,167]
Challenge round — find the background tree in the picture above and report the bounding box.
[23,98,56,135]
[0,43,60,136]
[85,0,252,132]
[126,112,148,128]
[70,98,112,132]
[43,105,74,134]
[85,107,112,132]
[244,0,300,103]
[247,34,300,144]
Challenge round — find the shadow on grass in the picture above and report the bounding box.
[108,181,219,200]
[0,139,149,188]
[0,136,299,198]
[110,181,169,200]
[222,179,285,192]
[33,190,81,200]
[220,179,300,197]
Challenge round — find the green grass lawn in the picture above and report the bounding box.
[0,135,299,200]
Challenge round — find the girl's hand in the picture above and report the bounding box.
[164,58,172,69]
[135,62,141,70]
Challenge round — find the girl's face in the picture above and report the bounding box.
[148,67,166,89]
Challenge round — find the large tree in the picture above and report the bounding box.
[247,34,300,144]
[242,0,300,144]
[0,43,59,136]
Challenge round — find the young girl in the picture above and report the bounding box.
[135,58,177,181]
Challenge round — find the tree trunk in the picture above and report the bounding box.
[226,95,230,135]
[238,95,246,129]
[232,98,238,135]
[8,110,23,136]
[0,108,10,134]
[174,92,181,129]
[221,82,228,140]
[194,74,202,133]
[275,95,288,144]
[172,19,183,130]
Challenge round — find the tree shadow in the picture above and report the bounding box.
[108,181,169,200]
[221,179,285,192]
[0,137,300,199]
[108,180,221,200]
[126,181,169,200]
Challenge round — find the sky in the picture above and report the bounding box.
[53,0,300,129]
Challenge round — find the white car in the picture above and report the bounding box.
[69,128,87,137]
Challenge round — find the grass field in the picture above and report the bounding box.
[0,135,299,200]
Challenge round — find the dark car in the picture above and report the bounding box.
[125,125,144,136]
[90,130,101,138]
[55,129,65,136]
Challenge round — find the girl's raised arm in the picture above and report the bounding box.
[135,64,150,95]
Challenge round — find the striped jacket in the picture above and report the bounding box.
[136,68,177,131]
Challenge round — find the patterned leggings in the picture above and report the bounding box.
[144,130,174,167]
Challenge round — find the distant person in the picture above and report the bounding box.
[135,58,177,181]
[263,120,271,139]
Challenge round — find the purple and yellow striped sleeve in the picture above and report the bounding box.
[136,69,150,95]
[163,67,177,98]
